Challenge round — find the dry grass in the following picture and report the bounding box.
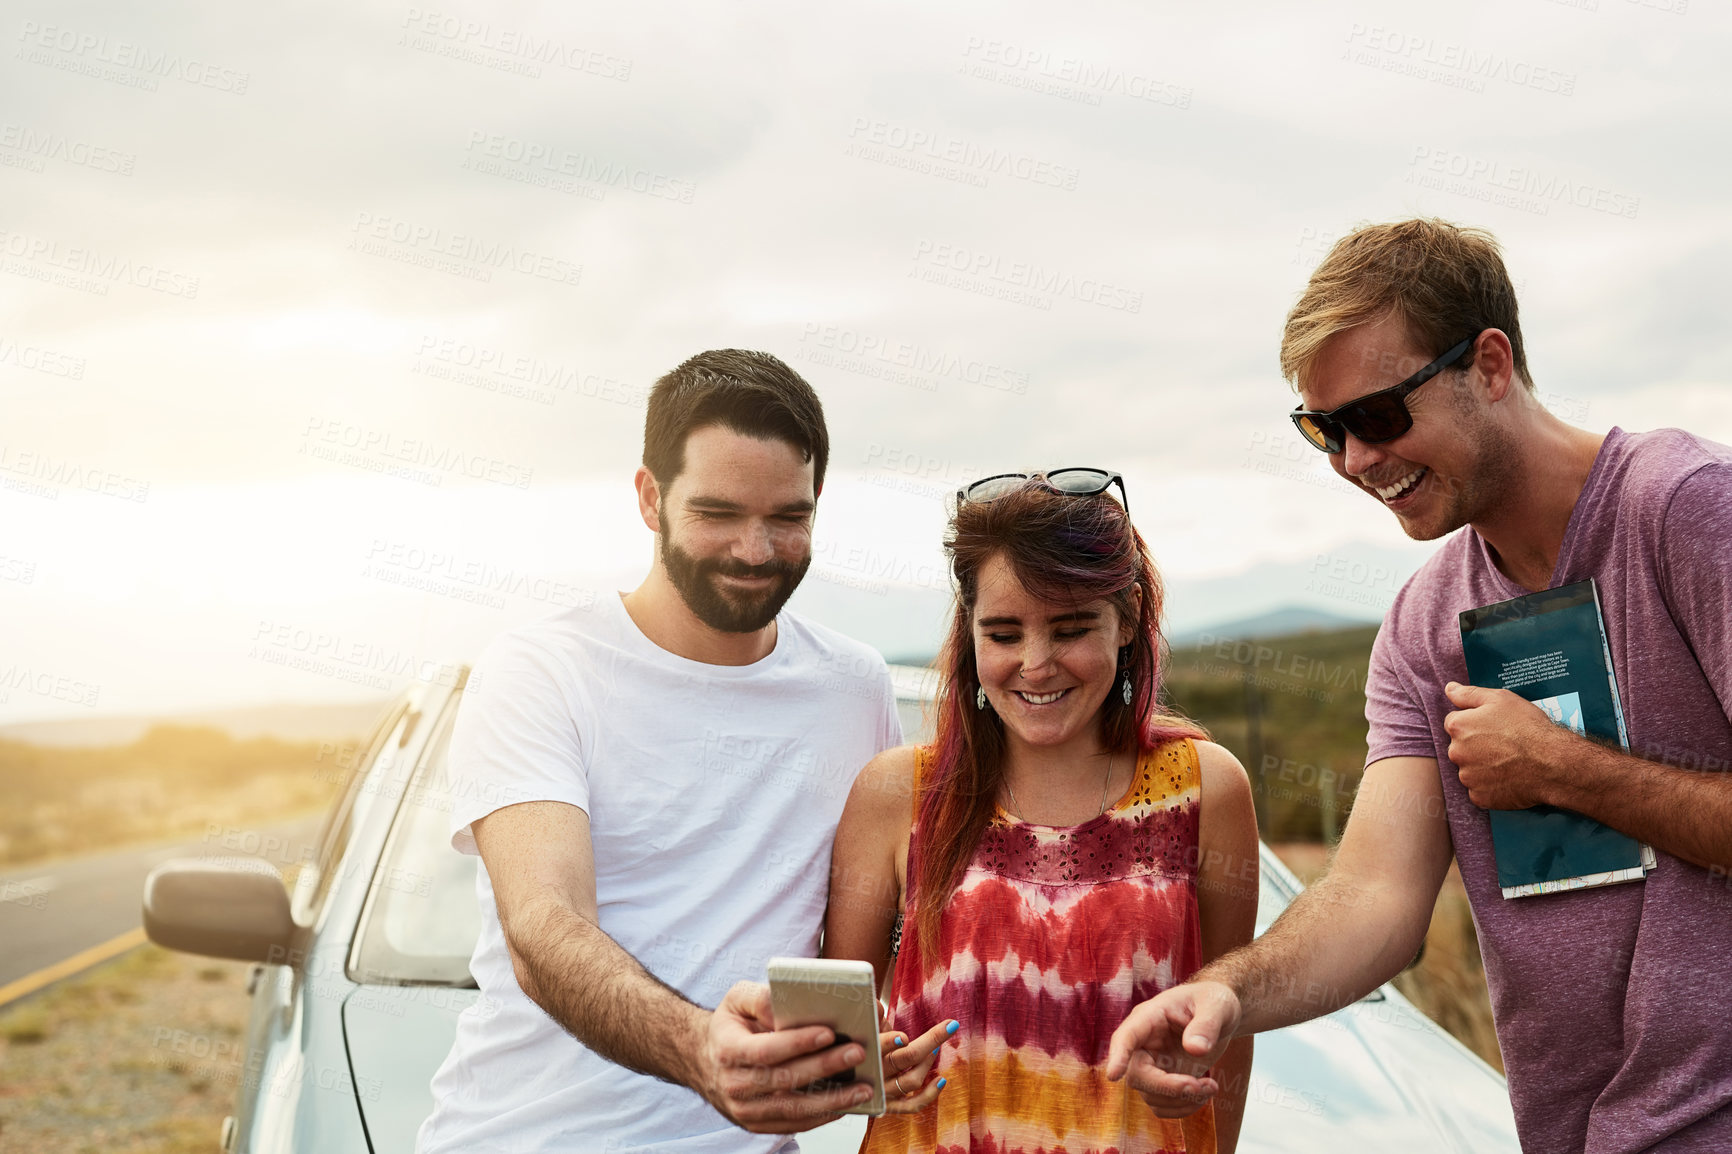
[1166,625,1381,843]
[1270,843,1502,1072]
[0,945,251,1153]
[0,725,355,869]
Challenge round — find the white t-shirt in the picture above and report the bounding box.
[417,593,901,1154]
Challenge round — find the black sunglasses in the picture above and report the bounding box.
[1290,333,1480,454]
[957,468,1128,514]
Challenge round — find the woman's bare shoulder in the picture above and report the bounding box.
[1192,740,1258,851]
[1192,740,1255,803]
[1192,738,1248,778]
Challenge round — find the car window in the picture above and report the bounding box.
[350,697,481,985]
[1254,858,1297,936]
[293,697,411,925]
[895,696,933,744]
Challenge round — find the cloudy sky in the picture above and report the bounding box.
[2,0,1728,724]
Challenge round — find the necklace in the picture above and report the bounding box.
[1002,752,1117,822]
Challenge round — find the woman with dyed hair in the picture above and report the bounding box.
[825,470,1259,1154]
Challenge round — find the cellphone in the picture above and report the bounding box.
[766,957,885,1116]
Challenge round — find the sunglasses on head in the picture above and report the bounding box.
[1290,332,1481,454]
[957,468,1128,514]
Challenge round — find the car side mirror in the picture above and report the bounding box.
[143,857,297,963]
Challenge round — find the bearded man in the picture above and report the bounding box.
[419,350,903,1153]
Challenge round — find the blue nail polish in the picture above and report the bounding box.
[931,1047,940,1056]
[937,1077,947,1089]
[894,1035,905,1047]
[945,1020,959,1035]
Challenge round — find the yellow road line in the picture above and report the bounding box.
[0,926,148,1008]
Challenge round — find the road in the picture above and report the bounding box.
[0,815,322,1000]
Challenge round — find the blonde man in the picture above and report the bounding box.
[1107,219,1732,1152]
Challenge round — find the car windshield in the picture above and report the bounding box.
[349,683,1300,985]
[350,700,482,986]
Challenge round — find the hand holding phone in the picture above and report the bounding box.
[767,957,885,1115]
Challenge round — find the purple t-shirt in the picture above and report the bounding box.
[1367,427,1732,1154]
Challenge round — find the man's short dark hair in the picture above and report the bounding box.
[643,349,829,493]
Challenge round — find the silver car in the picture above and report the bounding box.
[144,670,1520,1153]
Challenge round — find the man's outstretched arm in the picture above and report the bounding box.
[1107,755,1453,1111]
[472,800,871,1132]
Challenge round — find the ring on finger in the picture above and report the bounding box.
[893,1071,907,1096]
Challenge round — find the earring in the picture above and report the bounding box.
[976,685,988,711]
[1121,673,1133,706]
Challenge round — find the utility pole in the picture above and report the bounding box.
[1320,766,1338,844]
[1242,674,1268,837]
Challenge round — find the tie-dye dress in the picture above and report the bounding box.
[862,738,1216,1154]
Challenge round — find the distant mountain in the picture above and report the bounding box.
[0,699,390,748]
[1164,540,1429,636]
[1170,605,1376,644]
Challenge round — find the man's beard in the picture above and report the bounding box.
[1407,398,1522,542]
[1396,457,1507,542]
[659,533,810,634]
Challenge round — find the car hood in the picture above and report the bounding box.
[344,984,1519,1154]
[1237,989,1519,1153]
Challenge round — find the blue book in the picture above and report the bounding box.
[1458,579,1652,899]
